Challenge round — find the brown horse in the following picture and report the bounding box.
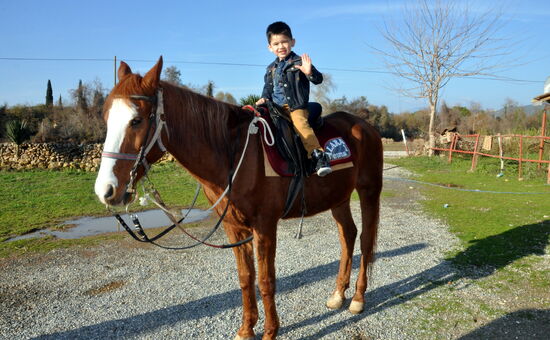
[94,57,382,339]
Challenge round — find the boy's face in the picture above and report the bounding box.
[268,34,295,60]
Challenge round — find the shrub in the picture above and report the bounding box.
[30,106,106,143]
[240,94,261,106]
[5,118,31,145]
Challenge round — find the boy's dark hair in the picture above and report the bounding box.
[266,21,292,43]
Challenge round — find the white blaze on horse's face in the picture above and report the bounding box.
[94,99,139,205]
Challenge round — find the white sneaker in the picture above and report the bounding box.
[317,166,332,177]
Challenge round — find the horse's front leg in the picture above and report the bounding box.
[225,223,258,340]
[254,223,279,339]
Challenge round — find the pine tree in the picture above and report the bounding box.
[57,95,63,108]
[46,80,53,107]
[206,81,215,97]
[92,89,105,116]
[76,80,88,114]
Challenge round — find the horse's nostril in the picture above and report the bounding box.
[104,184,115,200]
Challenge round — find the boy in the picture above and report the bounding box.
[256,21,332,177]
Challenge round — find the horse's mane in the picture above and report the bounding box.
[160,81,251,160]
[107,73,251,161]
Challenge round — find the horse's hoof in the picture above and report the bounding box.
[326,291,345,309]
[349,300,364,314]
[234,335,255,340]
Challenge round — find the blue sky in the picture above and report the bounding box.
[1,0,549,113]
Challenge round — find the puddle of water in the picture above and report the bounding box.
[436,183,464,188]
[8,209,211,242]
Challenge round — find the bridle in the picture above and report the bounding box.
[100,88,256,249]
[103,91,167,195]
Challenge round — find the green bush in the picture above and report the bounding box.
[240,94,261,106]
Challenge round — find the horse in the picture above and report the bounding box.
[94,56,383,340]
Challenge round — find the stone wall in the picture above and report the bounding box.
[0,142,102,171]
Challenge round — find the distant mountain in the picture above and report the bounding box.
[493,104,547,117]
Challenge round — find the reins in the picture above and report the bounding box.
[102,92,274,249]
[111,171,253,250]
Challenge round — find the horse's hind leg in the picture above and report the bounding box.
[224,223,258,340]
[350,184,381,314]
[326,200,358,309]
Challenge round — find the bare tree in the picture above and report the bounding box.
[377,0,511,154]
[215,91,237,105]
[312,73,336,112]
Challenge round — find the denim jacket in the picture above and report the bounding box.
[261,52,323,111]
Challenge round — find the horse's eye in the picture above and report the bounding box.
[130,118,142,127]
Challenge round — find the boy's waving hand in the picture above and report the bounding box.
[295,53,312,76]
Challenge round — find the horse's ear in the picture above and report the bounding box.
[118,61,132,80]
[142,56,163,91]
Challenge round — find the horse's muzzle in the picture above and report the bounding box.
[96,182,134,206]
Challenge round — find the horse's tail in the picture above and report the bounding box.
[354,116,383,277]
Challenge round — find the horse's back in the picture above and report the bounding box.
[323,111,383,186]
[323,111,383,158]
[277,111,383,218]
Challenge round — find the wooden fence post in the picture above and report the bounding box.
[448,134,456,164]
[539,109,547,169]
[470,134,480,171]
[114,56,117,87]
[519,135,523,180]
[497,134,504,174]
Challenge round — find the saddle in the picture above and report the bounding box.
[263,102,320,176]
[255,102,353,217]
[258,102,353,177]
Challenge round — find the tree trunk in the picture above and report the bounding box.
[428,102,437,156]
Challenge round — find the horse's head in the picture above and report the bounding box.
[94,57,164,206]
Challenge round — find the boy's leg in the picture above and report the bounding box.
[289,108,332,177]
[289,108,322,157]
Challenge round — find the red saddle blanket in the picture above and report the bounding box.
[259,114,354,177]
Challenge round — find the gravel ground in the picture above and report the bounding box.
[0,164,461,339]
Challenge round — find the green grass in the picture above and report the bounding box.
[391,157,550,336]
[0,233,126,258]
[0,161,396,258]
[391,155,550,271]
[0,162,208,241]
[382,141,407,151]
